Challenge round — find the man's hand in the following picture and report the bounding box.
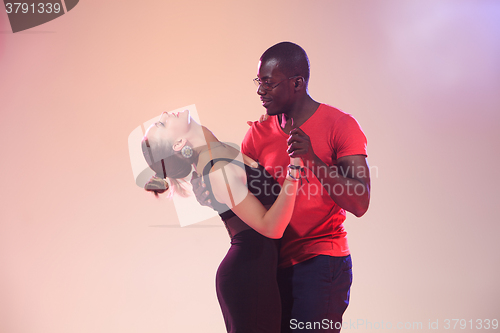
[190,171,213,208]
[287,127,317,164]
[247,114,269,126]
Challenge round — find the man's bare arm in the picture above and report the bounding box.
[288,127,370,217]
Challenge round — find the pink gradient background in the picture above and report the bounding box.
[1,1,499,332]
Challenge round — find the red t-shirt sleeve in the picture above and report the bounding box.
[333,114,368,159]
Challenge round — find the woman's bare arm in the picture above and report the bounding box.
[208,161,299,239]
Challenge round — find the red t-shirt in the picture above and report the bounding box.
[242,104,367,268]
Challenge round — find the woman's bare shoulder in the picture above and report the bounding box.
[196,143,236,173]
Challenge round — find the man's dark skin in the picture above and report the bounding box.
[192,57,370,217]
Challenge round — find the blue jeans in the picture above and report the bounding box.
[277,255,353,332]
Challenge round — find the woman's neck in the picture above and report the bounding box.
[201,126,219,144]
[191,126,226,172]
[183,121,215,148]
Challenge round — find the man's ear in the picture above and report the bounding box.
[293,76,305,91]
[172,138,186,152]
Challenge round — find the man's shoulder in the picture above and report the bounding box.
[316,103,351,120]
[245,115,279,136]
[242,115,283,156]
[312,103,363,131]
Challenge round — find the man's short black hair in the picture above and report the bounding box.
[260,42,310,83]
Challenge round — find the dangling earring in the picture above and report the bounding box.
[181,145,193,158]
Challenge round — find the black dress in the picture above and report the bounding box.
[202,158,281,333]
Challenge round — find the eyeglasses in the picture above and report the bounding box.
[253,76,299,91]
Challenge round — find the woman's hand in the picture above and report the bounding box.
[246,113,269,126]
[289,157,304,168]
[190,171,213,208]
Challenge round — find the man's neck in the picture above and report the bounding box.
[278,95,320,132]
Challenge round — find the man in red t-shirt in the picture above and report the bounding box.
[243,42,370,332]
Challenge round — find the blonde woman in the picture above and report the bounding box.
[142,109,303,333]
